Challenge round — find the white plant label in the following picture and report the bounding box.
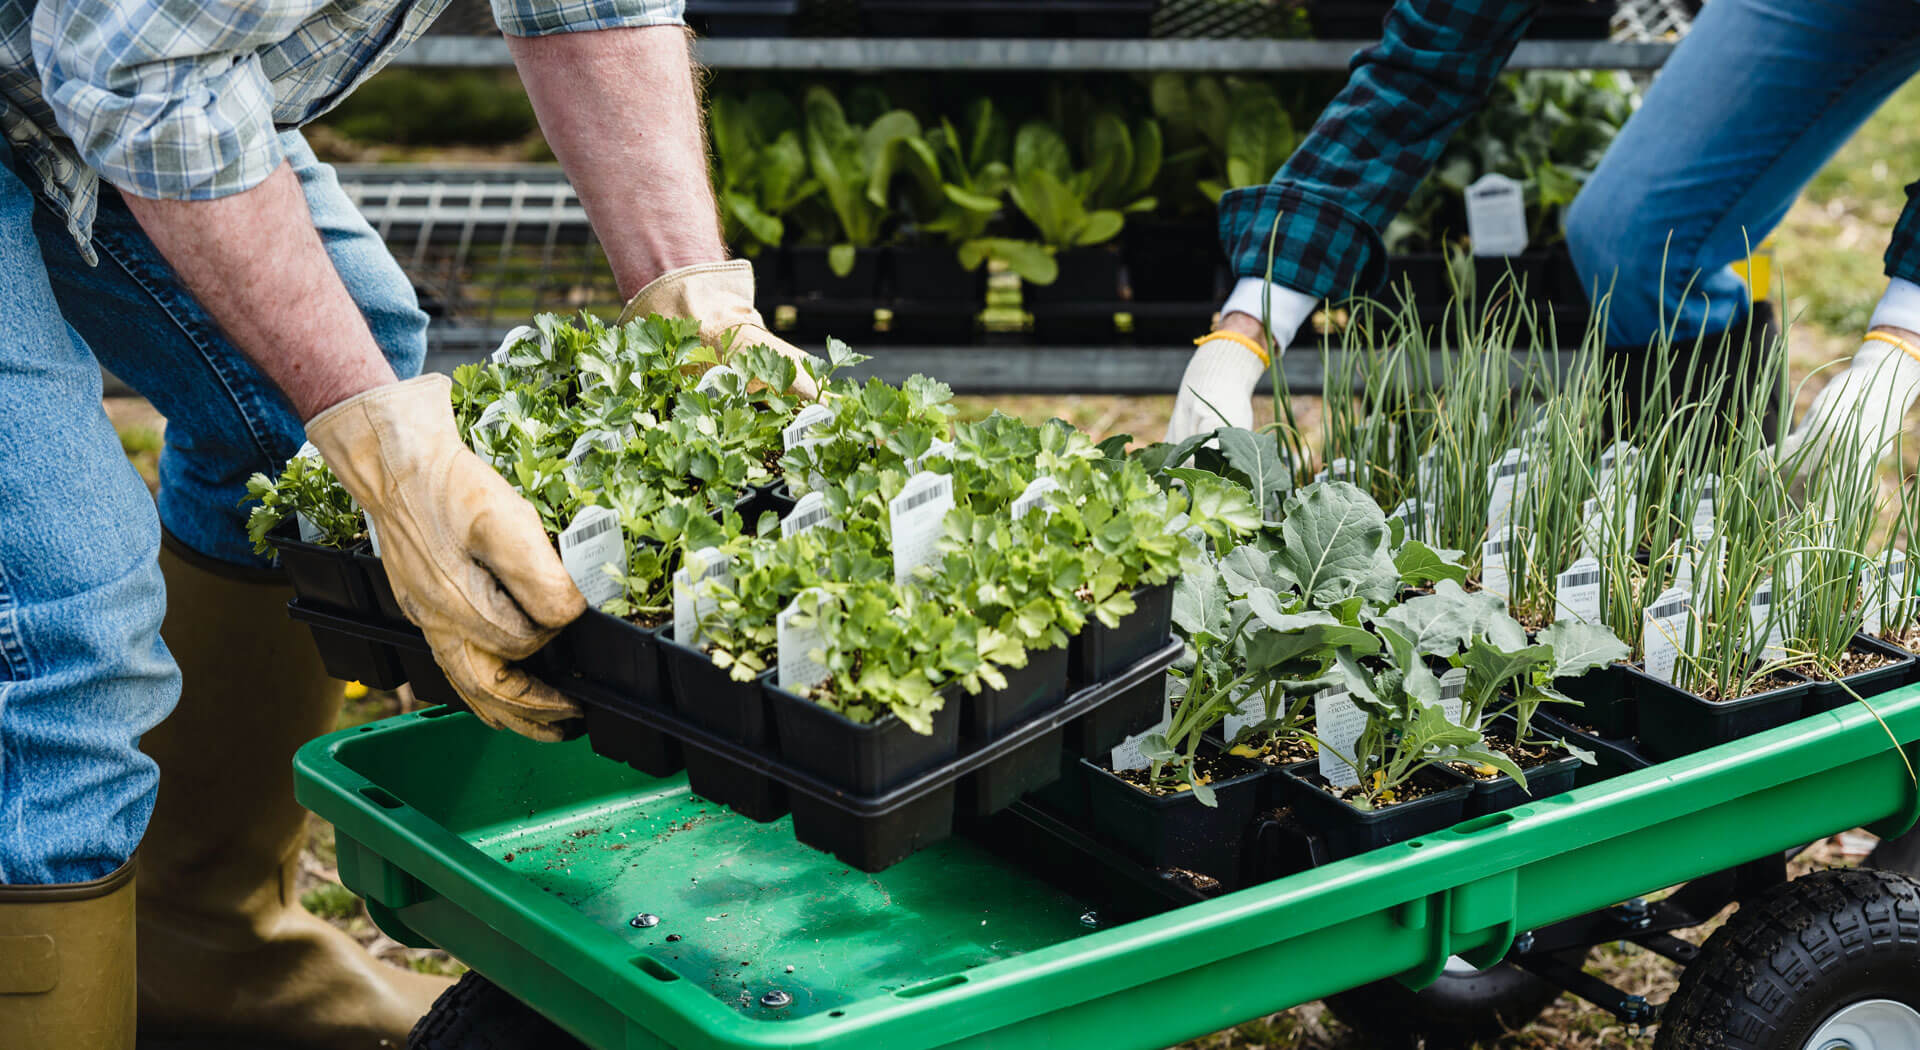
[776,592,830,692]
[364,516,382,558]
[1486,447,1529,533]
[1866,550,1908,637]
[1223,690,1270,742]
[470,398,511,457]
[1417,447,1441,505]
[1750,576,1787,662]
[1556,555,1603,625]
[1481,537,1511,607]
[559,505,625,610]
[1669,539,1695,596]
[1389,498,1438,538]
[781,403,835,451]
[1890,550,1910,627]
[909,438,956,473]
[1314,457,1353,484]
[1011,475,1061,521]
[1315,687,1368,790]
[1691,473,1719,540]
[1110,684,1174,773]
[1596,441,1636,493]
[694,364,743,395]
[1578,498,1605,563]
[889,471,955,586]
[1438,667,1469,728]
[672,547,731,648]
[1466,173,1530,257]
[293,444,324,543]
[491,324,536,365]
[1642,586,1695,685]
[564,429,625,463]
[779,490,841,538]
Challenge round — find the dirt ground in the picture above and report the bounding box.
[96,76,1920,1048]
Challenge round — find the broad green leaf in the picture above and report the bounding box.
[1274,481,1397,608]
[1076,209,1125,247]
[1395,539,1469,587]
[1215,427,1291,514]
[828,243,856,278]
[1537,620,1629,680]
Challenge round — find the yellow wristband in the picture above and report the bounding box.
[1197,330,1271,368]
[1864,329,1920,366]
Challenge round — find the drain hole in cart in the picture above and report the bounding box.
[893,975,968,998]
[632,956,680,982]
[360,786,404,809]
[1453,812,1515,834]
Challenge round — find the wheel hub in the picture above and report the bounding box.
[1806,999,1920,1050]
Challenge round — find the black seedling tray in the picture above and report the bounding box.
[1452,716,1585,818]
[1275,763,1474,862]
[270,530,374,616]
[1554,661,1636,738]
[659,628,788,823]
[1071,581,1175,684]
[285,602,423,697]
[556,640,1181,871]
[1805,634,1918,715]
[961,647,1071,815]
[1628,664,1813,762]
[1530,710,1652,787]
[1083,757,1265,890]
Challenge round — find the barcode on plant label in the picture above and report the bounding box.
[1439,667,1468,727]
[776,591,831,691]
[565,430,624,463]
[673,547,731,647]
[560,506,625,610]
[1556,555,1602,625]
[1315,686,1367,790]
[1750,577,1787,661]
[695,364,742,394]
[1313,457,1353,484]
[780,490,840,538]
[890,471,955,586]
[1011,475,1061,522]
[1691,472,1719,539]
[1486,448,1529,532]
[782,403,835,450]
[909,438,956,473]
[1481,537,1510,606]
[491,325,535,365]
[1642,586,1693,684]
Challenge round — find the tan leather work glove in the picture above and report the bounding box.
[306,375,587,741]
[620,259,820,398]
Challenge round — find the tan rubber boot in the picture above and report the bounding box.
[137,537,450,1049]
[0,860,136,1050]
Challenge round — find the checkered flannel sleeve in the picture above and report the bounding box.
[1218,0,1537,300]
[494,0,685,36]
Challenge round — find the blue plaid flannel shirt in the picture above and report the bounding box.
[1,0,683,262]
[1218,0,1537,300]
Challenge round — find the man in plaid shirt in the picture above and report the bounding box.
[0,2,815,1046]
[1170,0,1920,507]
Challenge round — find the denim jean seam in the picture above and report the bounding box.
[86,227,286,472]
[0,561,34,683]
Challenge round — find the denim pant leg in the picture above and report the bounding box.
[36,131,429,570]
[1565,0,1920,347]
[0,152,176,885]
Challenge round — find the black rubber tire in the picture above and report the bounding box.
[408,971,589,1050]
[1322,951,1584,1049]
[1655,868,1920,1050]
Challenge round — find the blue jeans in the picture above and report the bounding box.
[1565,0,1920,346]
[0,133,426,885]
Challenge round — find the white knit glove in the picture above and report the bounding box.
[1167,335,1268,441]
[1778,328,1920,478]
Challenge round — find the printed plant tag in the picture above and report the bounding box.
[1223,691,1270,742]
[1486,447,1529,533]
[1438,667,1469,728]
[1315,686,1367,790]
[293,446,324,543]
[1642,586,1694,684]
[1556,555,1603,625]
[559,505,625,610]
[1596,441,1636,493]
[1578,498,1604,563]
[780,490,840,538]
[1417,447,1441,504]
[1313,457,1354,484]
[781,403,835,451]
[1389,498,1438,539]
[1011,476,1062,521]
[364,515,382,558]
[1466,173,1529,256]
[672,547,732,648]
[1481,537,1511,607]
[776,592,830,692]
[470,398,512,457]
[1750,576,1787,662]
[1691,472,1719,540]
[695,364,743,395]
[491,325,536,365]
[1669,539,1695,595]
[889,471,955,586]
[1870,550,1909,636]
[564,429,625,463]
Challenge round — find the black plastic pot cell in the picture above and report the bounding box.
[1473,253,1553,312]
[887,245,986,343]
[271,528,373,615]
[1071,581,1176,685]
[1123,221,1225,343]
[357,553,408,625]
[1381,254,1452,320]
[684,0,798,36]
[546,609,669,710]
[304,622,406,691]
[1066,672,1165,759]
[1275,762,1473,861]
[1084,757,1264,888]
[581,700,684,779]
[1455,717,1585,818]
[1531,710,1651,787]
[662,628,786,822]
[732,485,790,536]
[1552,661,1636,739]
[1804,634,1919,715]
[1025,248,1124,345]
[958,646,1072,815]
[1629,664,1813,762]
[788,246,883,341]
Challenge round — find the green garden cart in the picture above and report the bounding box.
[295,684,1920,1050]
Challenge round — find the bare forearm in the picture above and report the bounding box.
[509,26,726,298]
[122,165,395,420]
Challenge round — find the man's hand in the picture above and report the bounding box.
[306,376,587,740]
[1167,312,1271,441]
[1778,326,1920,481]
[619,261,819,398]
